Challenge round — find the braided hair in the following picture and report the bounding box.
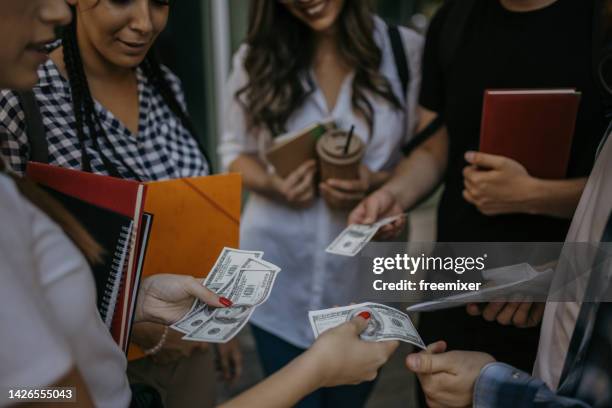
[61,8,212,180]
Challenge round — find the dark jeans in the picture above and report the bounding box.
[251,325,377,408]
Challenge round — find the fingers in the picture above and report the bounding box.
[466,303,482,316]
[405,342,450,374]
[349,313,371,335]
[527,303,545,328]
[285,160,316,187]
[186,277,228,309]
[426,340,447,354]
[465,151,506,169]
[482,302,506,322]
[495,301,522,326]
[348,201,367,225]
[319,182,365,202]
[290,168,316,198]
[326,178,368,194]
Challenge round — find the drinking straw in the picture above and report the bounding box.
[344,125,355,155]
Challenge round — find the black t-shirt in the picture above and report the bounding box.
[420,0,607,242]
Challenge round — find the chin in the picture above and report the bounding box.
[112,54,148,69]
[3,68,40,91]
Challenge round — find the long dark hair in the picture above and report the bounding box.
[237,0,402,137]
[61,4,211,179]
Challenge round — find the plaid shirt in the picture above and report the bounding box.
[474,212,612,407]
[0,57,208,181]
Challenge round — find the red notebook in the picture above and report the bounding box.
[27,163,146,352]
[479,89,581,179]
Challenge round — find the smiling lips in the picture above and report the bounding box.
[118,39,149,51]
[299,0,327,16]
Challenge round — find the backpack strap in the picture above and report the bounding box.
[16,90,49,164]
[388,24,410,100]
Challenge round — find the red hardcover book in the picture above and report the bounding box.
[27,163,146,352]
[479,89,581,179]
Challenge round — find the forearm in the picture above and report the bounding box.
[370,170,392,191]
[218,351,322,408]
[229,155,276,197]
[521,177,586,219]
[382,136,447,211]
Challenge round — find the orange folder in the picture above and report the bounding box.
[128,173,241,360]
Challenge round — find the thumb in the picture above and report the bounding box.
[348,202,367,225]
[186,278,230,309]
[465,151,505,169]
[350,311,372,334]
[362,198,380,225]
[405,342,449,374]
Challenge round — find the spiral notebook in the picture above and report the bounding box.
[43,187,135,326]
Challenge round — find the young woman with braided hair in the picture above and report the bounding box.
[0,1,222,407]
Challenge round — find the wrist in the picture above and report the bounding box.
[370,171,391,191]
[296,348,328,391]
[519,176,545,215]
[143,326,169,356]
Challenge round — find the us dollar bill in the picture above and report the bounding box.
[225,268,280,307]
[172,251,282,340]
[203,247,264,293]
[171,248,263,334]
[182,306,255,343]
[308,302,425,349]
[325,215,406,257]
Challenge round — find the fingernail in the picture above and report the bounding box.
[407,354,420,370]
[358,311,371,320]
[465,151,475,162]
[220,297,233,307]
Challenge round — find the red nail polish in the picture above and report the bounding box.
[220,297,233,307]
[358,311,371,320]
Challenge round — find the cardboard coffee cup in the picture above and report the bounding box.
[316,129,365,182]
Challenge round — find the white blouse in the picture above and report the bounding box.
[0,172,131,408]
[219,17,423,348]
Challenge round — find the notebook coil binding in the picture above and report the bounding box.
[100,226,133,328]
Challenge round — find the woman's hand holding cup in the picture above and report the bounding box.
[319,165,373,210]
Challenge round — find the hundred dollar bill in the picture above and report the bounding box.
[171,248,263,333]
[182,305,255,343]
[173,254,282,336]
[308,302,425,349]
[325,215,406,257]
[225,268,281,307]
[203,247,264,293]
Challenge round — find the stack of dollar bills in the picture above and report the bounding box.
[171,247,281,343]
[309,302,426,349]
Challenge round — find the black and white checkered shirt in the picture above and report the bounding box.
[0,58,208,180]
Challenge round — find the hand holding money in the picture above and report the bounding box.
[348,189,406,240]
[309,303,426,350]
[326,214,407,257]
[171,248,282,343]
[304,313,400,387]
[135,273,228,325]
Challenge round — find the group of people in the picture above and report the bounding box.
[0,0,611,407]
